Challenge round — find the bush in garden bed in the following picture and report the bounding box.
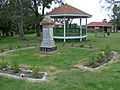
[0,49,4,52]
[0,57,8,69]
[85,45,114,68]
[10,61,20,73]
[79,43,84,48]
[0,61,45,80]
[32,67,40,78]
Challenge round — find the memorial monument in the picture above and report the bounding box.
[40,16,57,53]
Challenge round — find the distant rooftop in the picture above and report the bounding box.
[88,22,112,27]
[47,4,92,18]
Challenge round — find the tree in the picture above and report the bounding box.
[100,0,120,32]
[0,0,32,40]
[30,0,64,37]
[112,4,120,32]
[18,0,24,40]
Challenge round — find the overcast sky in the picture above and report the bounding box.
[64,0,111,23]
[45,0,112,24]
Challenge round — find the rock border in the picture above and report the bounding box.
[0,46,48,82]
[0,71,47,82]
[77,51,117,71]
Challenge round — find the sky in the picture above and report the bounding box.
[64,0,111,23]
[45,0,112,24]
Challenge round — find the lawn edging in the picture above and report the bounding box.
[0,46,35,56]
[0,71,47,82]
[76,51,117,71]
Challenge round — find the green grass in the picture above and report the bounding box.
[0,33,120,90]
[4,47,94,70]
[0,34,40,50]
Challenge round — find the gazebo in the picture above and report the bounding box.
[47,4,92,42]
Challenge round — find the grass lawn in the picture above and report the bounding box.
[0,33,120,90]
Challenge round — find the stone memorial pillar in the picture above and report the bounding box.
[40,16,57,52]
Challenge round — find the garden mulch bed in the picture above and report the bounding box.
[0,68,47,82]
[76,51,117,71]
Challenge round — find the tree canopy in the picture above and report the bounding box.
[0,0,64,39]
[100,0,120,32]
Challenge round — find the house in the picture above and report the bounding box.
[87,22,113,33]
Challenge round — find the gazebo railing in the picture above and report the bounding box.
[53,28,86,36]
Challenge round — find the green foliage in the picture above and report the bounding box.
[0,49,4,52]
[32,67,40,78]
[96,52,104,63]
[62,42,65,46]
[87,45,112,68]
[88,43,92,49]
[79,43,84,47]
[0,57,8,69]
[88,51,105,68]
[104,45,111,61]
[11,61,20,73]
[9,44,13,50]
[88,54,97,67]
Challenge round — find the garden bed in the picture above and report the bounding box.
[78,51,117,71]
[0,67,47,82]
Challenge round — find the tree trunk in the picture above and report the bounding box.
[36,23,41,37]
[42,6,45,16]
[33,0,41,37]
[19,0,24,40]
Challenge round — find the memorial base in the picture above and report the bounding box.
[40,46,57,53]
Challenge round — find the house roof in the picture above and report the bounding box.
[88,22,112,27]
[47,4,92,18]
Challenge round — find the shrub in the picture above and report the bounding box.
[79,43,84,47]
[11,61,20,73]
[62,43,65,46]
[32,67,40,78]
[16,46,21,49]
[0,57,8,69]
[96,52,104,63]
[0,49,4,52]
[89,43,92,49]
[9,44,13,50]
[0,60,8,69]
[104,45,111,61]
[88,54,97,67]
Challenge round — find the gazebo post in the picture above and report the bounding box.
[63,17,66,42]
[85,18,88,40]
[80,18,82,41]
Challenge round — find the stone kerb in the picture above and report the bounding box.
[78,51,117,71]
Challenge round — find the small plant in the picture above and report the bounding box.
[104,45,111,61]
[25,44,30,47]
[0,49,4,52]
[9,44,13,50]
[71,43,74,46]
[11,61,20,73]
[16,46,21,49]
[89,43,92,49]
[79,43,84,47]
[0,57,8,69]
[62,43,65,46]
[32,67,40,78]
[96,52,104,63]
[88,54,97,67]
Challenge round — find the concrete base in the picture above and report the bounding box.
[40,46,57,52]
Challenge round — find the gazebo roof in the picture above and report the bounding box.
[47,4,92,18]
[88,22,112,27]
